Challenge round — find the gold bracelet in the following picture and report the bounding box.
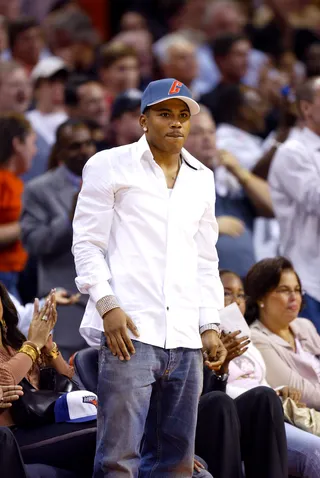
[19,344,38,363]
[45,342,60,360]
[24,341,41,357]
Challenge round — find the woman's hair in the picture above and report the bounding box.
[219,269,241,281]
[244,257,303,325]
[0,282,26,350]
[0,113,32,167]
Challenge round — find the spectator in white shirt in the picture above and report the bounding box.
[27,57,68,147]
[269,77,320,332]
[72,78,226,477]
[212,84,279,260]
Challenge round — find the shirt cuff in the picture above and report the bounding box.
[88,281,114,304]
[199,308,221,328]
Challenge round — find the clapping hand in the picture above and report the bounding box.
[55,289,81,305]
[0,385,23,408]
[27,290,58,350]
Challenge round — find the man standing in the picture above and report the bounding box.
[269,77,320,331]
[72,78,226,477]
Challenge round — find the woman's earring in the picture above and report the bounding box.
[260,303,264,308]
[143,127,148,132]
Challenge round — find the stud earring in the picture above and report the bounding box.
[260,303,264,308]
[143,127,148,132]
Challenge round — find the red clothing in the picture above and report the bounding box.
[0,170,27,272]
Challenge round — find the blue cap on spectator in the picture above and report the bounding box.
[141,78,200,115]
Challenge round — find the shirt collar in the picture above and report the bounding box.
[303,127,320,150]
[136,134,202,171]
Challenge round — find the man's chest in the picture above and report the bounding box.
[112,164,209,230]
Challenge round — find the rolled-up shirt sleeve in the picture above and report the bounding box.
[195,172,224,327]
[72,153,115,304]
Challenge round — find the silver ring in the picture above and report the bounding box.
[41,315,48,321]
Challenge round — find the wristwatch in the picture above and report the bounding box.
[199,323,221,337]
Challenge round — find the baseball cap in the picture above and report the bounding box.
[141,78,200,115]
[54,391,98,423]
[111,88,142,121]
[31,57,68,82]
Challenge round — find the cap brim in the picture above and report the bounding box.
[146,96,200,115]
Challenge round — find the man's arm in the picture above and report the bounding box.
[219,150,274,218]
[72,153,115,301]
[195,173,227,369]
[72,153,139,361]
[0,222,21,249]
[21,186,74,256]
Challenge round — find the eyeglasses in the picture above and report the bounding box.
[224,291,247,303]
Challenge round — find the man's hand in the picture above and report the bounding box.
[103,308,139,361]
[218,150,242,176]
[0,385,23,408]
[201,330,227,371]
[217,216,245,237]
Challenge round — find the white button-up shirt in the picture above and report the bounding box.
[72,135,224,348]
[269,127,320,302]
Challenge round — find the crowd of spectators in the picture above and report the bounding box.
[0,0,320,476]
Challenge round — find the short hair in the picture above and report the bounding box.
[244,257,304,325]
[99,42,137,70]
[154,33,195,64]
[64,75,92,108]
[8,17,39,51]
[0,113,32,165]
[212,33,248,58]
[296,77,320,117]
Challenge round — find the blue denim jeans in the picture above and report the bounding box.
[93,337,203,478]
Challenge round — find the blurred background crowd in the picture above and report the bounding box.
[1,0,320,477]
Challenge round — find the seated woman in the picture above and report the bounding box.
[244,257,320,410]
[0,283,96,477]
[218,268,320,478]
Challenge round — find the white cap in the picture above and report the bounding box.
[31,57,68,82]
